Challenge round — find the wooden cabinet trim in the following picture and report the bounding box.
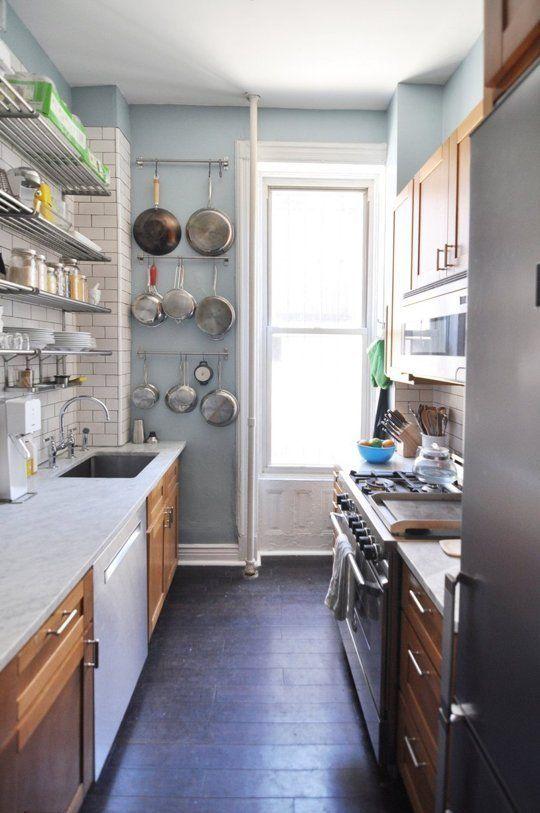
[397,691,437,813]
[401,566,443,673]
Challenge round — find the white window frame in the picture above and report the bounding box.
[235,141,387,558]
[262,178,372,475]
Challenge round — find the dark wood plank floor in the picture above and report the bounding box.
[82,557,410,812]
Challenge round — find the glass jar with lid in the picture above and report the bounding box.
[8,248,39,288]
[54,263,68,297]
[46,264,58,294]
[63,258,82,300]
[80,274,89,302]
[412,444,458,487]
[35,253,47,291]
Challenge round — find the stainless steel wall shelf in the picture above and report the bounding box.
[0,278,112,313]
[0,76,111,197]
[0,190,110,262]
[0,348,112,362]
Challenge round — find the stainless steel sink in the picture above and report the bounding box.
[60,453,157,479]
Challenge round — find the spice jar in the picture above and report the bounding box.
[80,274,88,302]
[8,248,38,288]
[46,264,58,294]
[54,263,67,297]
[36,253,47,291]
[63,258,82,300]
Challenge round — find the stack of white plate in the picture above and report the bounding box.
[53,331,95,351]
[3,326,55,349]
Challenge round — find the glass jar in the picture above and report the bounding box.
[54,263,67,297]
[80,274,88,302]
[7,248,38,287]
[412,444,458,487]
[46,264,58,294]
[68,268,83,300]
[36,253,47,291]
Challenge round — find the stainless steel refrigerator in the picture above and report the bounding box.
[436,62,540,813]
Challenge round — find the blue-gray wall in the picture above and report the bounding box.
[72,85,131,140]
[129,104,387,546]
[442,36,483,139]
[2,1,71,104]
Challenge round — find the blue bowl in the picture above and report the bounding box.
[357,442,395,464]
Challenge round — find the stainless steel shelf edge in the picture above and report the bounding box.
[0,76,111,197]
[0,349,112,360]
[0,279,111,313]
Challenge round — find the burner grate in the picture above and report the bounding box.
[349,469,457,494]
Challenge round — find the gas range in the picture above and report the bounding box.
[349,469,461,496]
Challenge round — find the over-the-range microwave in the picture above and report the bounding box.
[398,285,467,384]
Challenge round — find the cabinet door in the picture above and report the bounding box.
[387,181,414,381]
[447,102,484,275]
[485,0,540,99]
[412,144,450,289]
[148,515,165,637]
[163,483,179,593]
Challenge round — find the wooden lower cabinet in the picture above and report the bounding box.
[397,563,443,813]
[0,572,95,813]
[147,459,180,637]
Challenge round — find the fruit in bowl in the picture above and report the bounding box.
[357,437,395,463]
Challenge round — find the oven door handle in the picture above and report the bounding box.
[346,552,366,587]
[330,511,350,538]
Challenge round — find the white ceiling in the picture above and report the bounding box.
[11,0,482,109]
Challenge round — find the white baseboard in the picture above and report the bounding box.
[260,549,333,557]
[179,543,261,567]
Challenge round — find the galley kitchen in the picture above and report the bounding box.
[0,2,538,812]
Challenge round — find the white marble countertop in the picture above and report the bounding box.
[397,540,460,613]
[0,441,185,671]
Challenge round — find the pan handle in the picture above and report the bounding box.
[207,162,213,208]
[149,263,158,287]
[153,164,160,208]
[212,262,218,296]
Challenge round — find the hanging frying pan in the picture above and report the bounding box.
[200,357,238,426]
[162,259,196,322]
[131,263,167,326]
[132,359,160,409]
[196,263,235,340]
[165,355,198,413]
[133,167,181,255]
[186,163,234,256]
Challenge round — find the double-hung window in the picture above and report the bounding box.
[265,181,370,471]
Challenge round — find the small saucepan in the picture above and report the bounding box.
[162,259,196,322]
[131,263,167,326]
[132,359,160,409]
[165,355,198,414]
[196,263,235,340]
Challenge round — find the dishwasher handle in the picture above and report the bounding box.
[104,523,143,583]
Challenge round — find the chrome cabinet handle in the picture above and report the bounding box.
[409,589,431,615]
[404,735,427,769]
[408,648,429,677]
[84,638,100,669]
[436,248,446,271]
[444,243,456,267]
[46,608,78,637]
[163,506,173,528]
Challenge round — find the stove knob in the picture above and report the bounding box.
[350,519,364,532]
[336,494,350,507]
[363,543,379,561]
[354,528,369,541]
[347,514,360,529]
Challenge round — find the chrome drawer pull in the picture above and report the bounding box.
[46,608,78,637]
[408,648,429,677]
[404,735,427,769]
[409,589,431,615]
[84,638,100,669]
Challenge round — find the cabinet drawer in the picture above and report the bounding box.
[398,692,436,813]
[399,613,440,763]
[402,567,442,671]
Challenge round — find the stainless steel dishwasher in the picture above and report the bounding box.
[93,505,148,777]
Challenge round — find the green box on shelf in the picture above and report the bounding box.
[82,147,110,186]
[9,76,88,156]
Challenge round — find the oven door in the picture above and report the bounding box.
[399,287,467,383]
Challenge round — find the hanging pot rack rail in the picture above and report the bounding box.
[136,157,229,175]
[137,347,228,361]
[136,253,229,265]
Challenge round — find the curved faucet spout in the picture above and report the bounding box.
[59,395,110,440]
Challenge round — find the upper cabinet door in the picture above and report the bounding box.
[411,143,450,290]
[485,0,540,100]
[447,102,485,276]
[387,180,414,380]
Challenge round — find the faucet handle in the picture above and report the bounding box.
[45,436,58,469]
[82,427,90,451]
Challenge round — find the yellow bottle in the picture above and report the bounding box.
[34,182,53,220]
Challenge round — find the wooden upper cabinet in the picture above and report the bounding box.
[387,180,414,380]
[411,142,451,290]
[485,0,540,101]
[447,102,485,275]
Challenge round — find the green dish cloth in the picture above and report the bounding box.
[367,338,390,389]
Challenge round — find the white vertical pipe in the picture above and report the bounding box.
[244,93,260,578]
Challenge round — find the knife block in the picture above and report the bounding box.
[396,425,421,458]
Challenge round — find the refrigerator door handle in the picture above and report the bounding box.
[435,571,463,813]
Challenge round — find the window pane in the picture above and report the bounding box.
[269,333,365,468]
[269,189,365,329]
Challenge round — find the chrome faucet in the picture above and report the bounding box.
[45,396,111,467]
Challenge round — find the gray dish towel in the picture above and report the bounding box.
[325,533,353,621]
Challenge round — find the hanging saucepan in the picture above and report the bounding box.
[165,355,198,414]
[196,263,235,340]
[132,358,160,409]
[186,163,234,256]
[200,357,238,426]
[131,263,167,326]
[133,167,181,255]
[162,259,197,322]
